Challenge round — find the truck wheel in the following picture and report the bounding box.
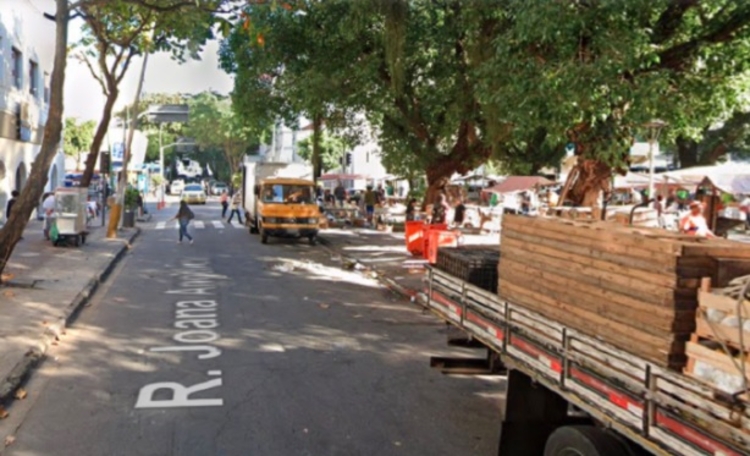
[308,235,317,246]
[261,228,268,244]
[544,426,633,456]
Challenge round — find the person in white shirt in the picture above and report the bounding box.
[42,192,55,240]
[680,201,715,237]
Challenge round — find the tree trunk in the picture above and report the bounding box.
[675,136,699,168]
[312,114,322,183]
[81,87,118,187]
[424,163,452,210]
[0,0,69,279]
[561,158,612,208]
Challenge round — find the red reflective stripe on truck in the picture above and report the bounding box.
[430,290,462,317]
[569,367,643,415]
[655,411,744,456]
[466,311,504,340]
[510,335,562,373]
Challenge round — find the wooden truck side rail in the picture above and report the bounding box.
[424,266,750,456]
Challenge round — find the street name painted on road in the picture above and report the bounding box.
[135,258,228,409]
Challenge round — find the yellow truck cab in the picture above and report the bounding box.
[242,160,320,245]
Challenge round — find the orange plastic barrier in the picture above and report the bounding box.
[425,228,460,263]
[421,223,448,260]
[405,221,426,255]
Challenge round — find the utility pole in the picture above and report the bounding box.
[108,51,149,237]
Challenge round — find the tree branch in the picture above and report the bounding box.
[77,53,108,95]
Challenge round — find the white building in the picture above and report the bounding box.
[0,0,64,223]
[262,118,312,163]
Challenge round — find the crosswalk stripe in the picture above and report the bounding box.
[156,221,166,230]
[194,221,205,229]
[212,220,224,229]
[232,222,246,229]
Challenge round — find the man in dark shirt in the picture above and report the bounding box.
[453,198,466,227]
[6,190,19,220]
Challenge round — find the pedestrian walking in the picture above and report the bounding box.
[42,192,55,240]
[173,200,194,244]
[334,181,346,207]
[220,190,229,218]
[228,192,243,224]
[5,190,19,220]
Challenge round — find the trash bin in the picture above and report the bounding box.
[123,210,136,228]
[405,221,425,256]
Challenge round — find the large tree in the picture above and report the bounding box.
[184,91,264,180]
[75,0,225,188]
[480,0,750,205]
[222,1,559,203]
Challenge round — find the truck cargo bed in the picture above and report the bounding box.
[423,266,750,456]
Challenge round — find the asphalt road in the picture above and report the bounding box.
[0,198,502,456]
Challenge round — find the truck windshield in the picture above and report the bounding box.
[261,184,314,204]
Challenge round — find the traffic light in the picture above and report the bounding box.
[345,152,352,166]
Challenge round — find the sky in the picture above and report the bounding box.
[63,17,234,121]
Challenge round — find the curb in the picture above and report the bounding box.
[0,227,141,403]
[318,233,422,302]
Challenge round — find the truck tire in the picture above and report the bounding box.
[543,426,633,456]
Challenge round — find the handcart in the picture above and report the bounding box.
[52,187,88,247]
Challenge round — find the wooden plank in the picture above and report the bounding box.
[499,262,694,336]
[683,244,750,260]
[713,258,750,288]
[499,236,679,288]
[502,216,680,265]
[502,215,684,254]
[695,317,750,351]
[501,243,697,309]
[502,229,679,275]
[501,281,685,365]
[698,291,750,316]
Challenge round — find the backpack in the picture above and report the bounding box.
[187,208,195,220]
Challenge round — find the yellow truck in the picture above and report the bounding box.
[242,161,320,245]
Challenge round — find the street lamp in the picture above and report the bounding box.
[643,119,668,201]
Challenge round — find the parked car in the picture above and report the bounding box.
[211,182,228,195]
[170,179,185,195]
[181,184,207,204]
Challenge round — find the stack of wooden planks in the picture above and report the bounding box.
[499,215,750,369]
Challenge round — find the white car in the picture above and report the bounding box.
[170,179,185,195]
[181,184,207,204]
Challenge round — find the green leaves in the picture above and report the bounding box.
[63,118,96,157]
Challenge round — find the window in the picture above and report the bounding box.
[261,184,313,204]
[29,60,38,96]
[43,72,50,102]
[11,48,21,89]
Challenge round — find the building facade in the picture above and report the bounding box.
[0,0,64,223]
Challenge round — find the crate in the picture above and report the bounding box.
[434,246,500,293]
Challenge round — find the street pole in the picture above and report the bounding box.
[108,51,149,237]
[648,138,655,202]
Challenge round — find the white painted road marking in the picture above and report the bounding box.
[154,220,231,230]
[231,222,245,229]
[212,220,223,229]
[194,221,205,229]
[156,221,166,230]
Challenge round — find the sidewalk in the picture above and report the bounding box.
[0,220,139,402]
[319,227,499,298]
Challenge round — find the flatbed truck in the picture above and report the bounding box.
[422,266,750,456]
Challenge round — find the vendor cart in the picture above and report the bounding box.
[52,187,88,247]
